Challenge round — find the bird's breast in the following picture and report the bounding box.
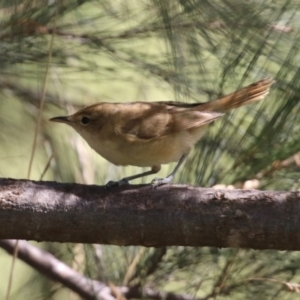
[81,130,199,167]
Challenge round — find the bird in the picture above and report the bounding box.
[50,77,274,187]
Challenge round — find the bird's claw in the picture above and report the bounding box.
[151,177,171,188]
[151,178,161,188]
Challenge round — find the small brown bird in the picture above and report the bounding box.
[50,78,274,187]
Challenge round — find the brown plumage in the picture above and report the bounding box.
[50,77,275,186]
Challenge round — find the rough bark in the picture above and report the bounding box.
[1,178,300,250]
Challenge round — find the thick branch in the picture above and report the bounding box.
[1,178,300,250]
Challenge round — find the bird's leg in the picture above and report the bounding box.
[106,165,161,186]
[151,154,187,188]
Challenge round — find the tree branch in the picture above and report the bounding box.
[1,178,300,250]
[0,240,203,300]
[0,239,114,300]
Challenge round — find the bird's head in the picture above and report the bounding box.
[49,103,109,139]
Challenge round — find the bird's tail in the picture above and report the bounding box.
[199,78,275,112]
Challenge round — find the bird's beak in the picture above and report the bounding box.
[49,116,70,124]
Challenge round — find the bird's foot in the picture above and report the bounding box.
[106,178,130,187]
[151,175,173,188]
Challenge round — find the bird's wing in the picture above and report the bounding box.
[117,102,222,140]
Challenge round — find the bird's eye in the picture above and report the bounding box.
[81,116,90,125]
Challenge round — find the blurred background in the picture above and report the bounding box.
[1,0,300,299]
